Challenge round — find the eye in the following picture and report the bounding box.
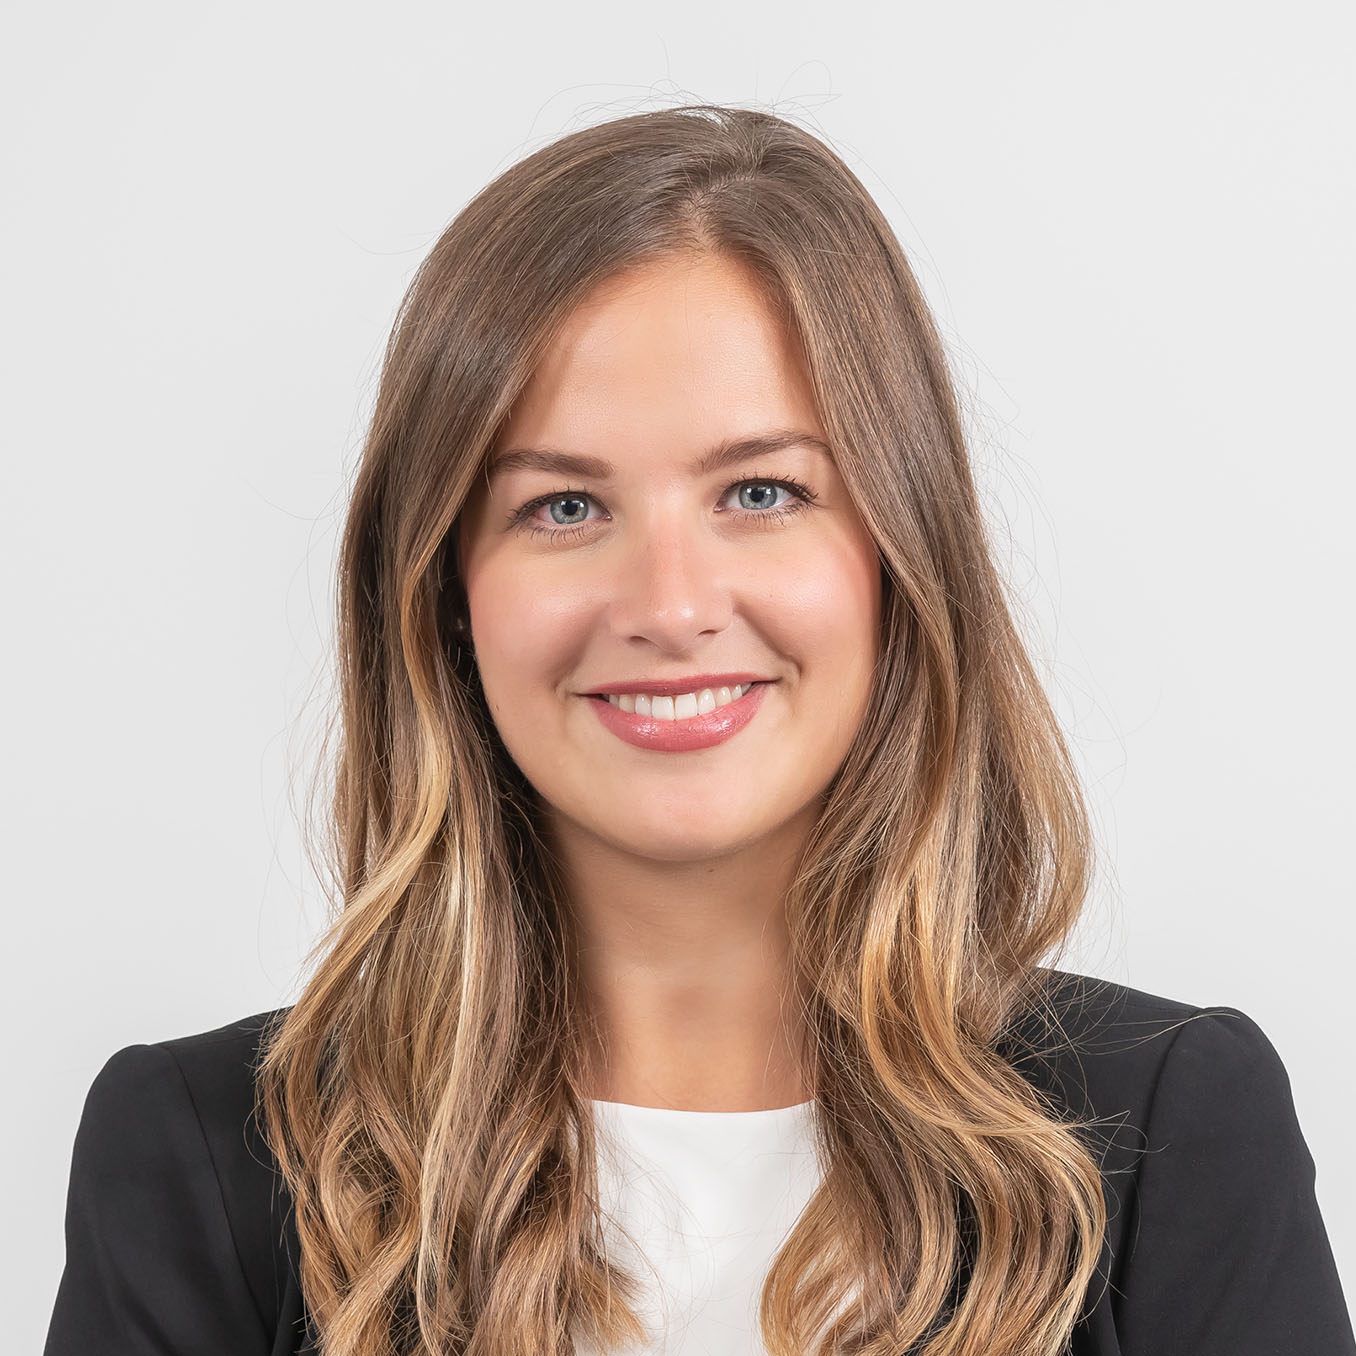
[505,472,820,543]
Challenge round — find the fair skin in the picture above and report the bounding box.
[456,251,882,1111]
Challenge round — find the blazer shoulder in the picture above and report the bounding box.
[1032,975,1356,1353]
[85,1005,293,1152]
[117,1007,297,1327]
[152,1006,293,1110]
[47,1006,301,1354]
[999,967,1261,1133]
[1014,964,1206,1034]
[140,1007,295,1184]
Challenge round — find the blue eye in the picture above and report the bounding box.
[506,472,819,542]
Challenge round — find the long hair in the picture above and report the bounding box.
[255,102,1108,1356]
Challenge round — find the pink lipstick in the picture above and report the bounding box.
[585,681,772,752]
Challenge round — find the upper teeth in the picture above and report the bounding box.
[606,683,754,719]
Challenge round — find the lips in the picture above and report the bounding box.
[586,677,772,752]
[584,674,773,698]
[586,680,768,703]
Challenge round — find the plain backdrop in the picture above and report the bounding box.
[6,0,1353,1343]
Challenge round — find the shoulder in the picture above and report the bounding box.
[80,1007,289,1153]
[78,1007,298,1326]
[1001,969,1356,1353]
[144,1008,295,1218]
[997,966,1310,1244]
[149,1006,291,1124]
[48,1006,309,1353]
[89,1007,292,1177]
[999,965,1289,1136]
[1016,974,1354,1350]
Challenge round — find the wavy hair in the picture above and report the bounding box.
[255,103,1108,1356]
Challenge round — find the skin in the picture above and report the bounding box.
[456,251,882,1111]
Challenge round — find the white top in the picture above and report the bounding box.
[572,1096,825,1356]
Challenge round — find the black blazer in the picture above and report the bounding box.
[43,969,1356,1355]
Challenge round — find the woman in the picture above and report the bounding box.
[43,103,1353,1356]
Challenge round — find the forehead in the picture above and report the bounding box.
[491,254,823,474]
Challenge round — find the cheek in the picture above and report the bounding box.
[469,568,585,696]
[777,544,882,759]
[771,537,881,655]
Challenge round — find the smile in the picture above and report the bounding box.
[600,682,755,719]
[584,681,773,752]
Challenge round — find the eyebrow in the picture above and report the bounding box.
[486,430,833,482]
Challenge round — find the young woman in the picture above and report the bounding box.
[44,104,1354,1356]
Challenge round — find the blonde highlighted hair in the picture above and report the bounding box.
[256,103,1107,1356]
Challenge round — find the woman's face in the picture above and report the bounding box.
[456,251,881,865]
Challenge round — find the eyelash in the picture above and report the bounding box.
[505,471,820,542]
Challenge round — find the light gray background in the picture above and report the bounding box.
[7,1,1352,1343]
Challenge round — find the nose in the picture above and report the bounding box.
[602,509,734,651]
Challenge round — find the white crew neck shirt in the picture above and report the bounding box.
[572,1096,825,1356]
